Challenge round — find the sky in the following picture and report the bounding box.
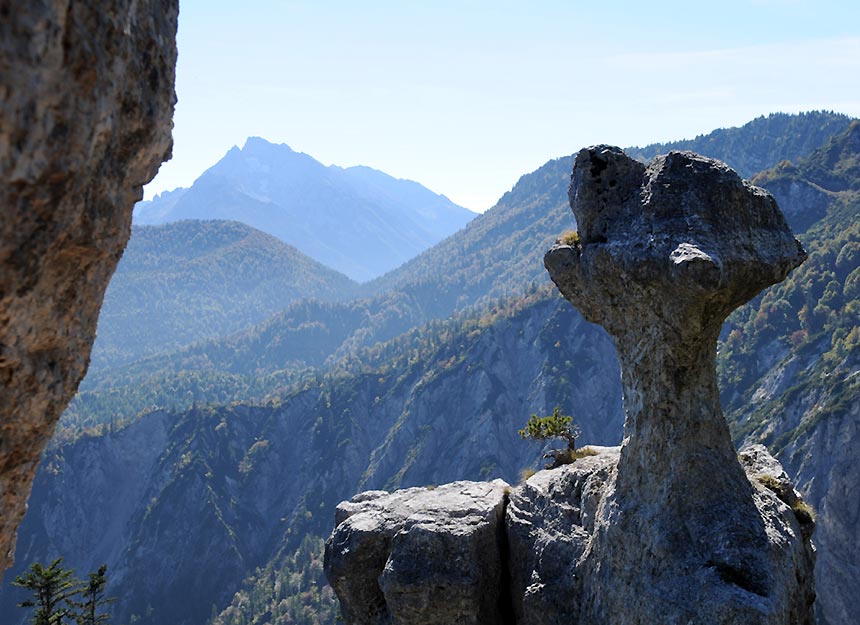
[145,0,860,212]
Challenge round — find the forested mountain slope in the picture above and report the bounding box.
[134,138,476,281]
[627,110,852,179]
[213,117,860,625]
[367,110,852,300]
[719,121,860,625]
[67,112,856,430]
[4,289,625,625]
[89,220,357,372]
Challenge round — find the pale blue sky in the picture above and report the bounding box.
[146,0,860,211]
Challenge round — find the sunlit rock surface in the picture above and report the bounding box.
[0,0,178,573]
[326,480,511,625]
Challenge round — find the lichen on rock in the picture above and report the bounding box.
[0,0,178,574]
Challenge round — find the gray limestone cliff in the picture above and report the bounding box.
[325,148,816,624]
[0,1,178,573]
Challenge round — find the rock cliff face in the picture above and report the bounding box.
[326,148,816,624]
[0,1,178,573]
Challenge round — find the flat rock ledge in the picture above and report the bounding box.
[325,446,815,625]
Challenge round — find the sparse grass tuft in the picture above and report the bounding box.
[519,468,536,483]
[756,474,816,529]
[791,499,816,525]
[756,474,782,492]
[573,446,598,459]
[559,230,580,246]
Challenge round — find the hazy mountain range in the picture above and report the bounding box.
[3,111,857,625]
[134,137,476,282]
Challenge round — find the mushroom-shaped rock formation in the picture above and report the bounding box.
[544,146,813,624]
[324,147,817,625]
[0,1,178,574]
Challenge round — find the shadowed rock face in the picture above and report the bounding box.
[0,1,178,574]
[544,146,812,624]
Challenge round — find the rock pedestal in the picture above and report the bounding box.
[0,1,178,573]
[506,445,816,625]
[543,146,812,624]
[325,147,816,625]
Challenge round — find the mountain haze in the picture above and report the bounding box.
[90,220,357,373]
[135,138,476,281]
[68,112,857,431]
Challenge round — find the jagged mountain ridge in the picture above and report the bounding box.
[135,138,476,282]
[4,112,858,625]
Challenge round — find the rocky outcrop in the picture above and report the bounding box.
[541,146,812,624]
[0,1,178,573]
[325,481,512,625]
[326,147,815,624]
[325,445,814,624]
[509,445,816,625]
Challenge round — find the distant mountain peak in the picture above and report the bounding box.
[134,139,475,281]
[241,136,294,153]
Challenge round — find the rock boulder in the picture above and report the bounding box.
[325,480,512,625]
[326,147,816,625]
[326,445,815,625]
